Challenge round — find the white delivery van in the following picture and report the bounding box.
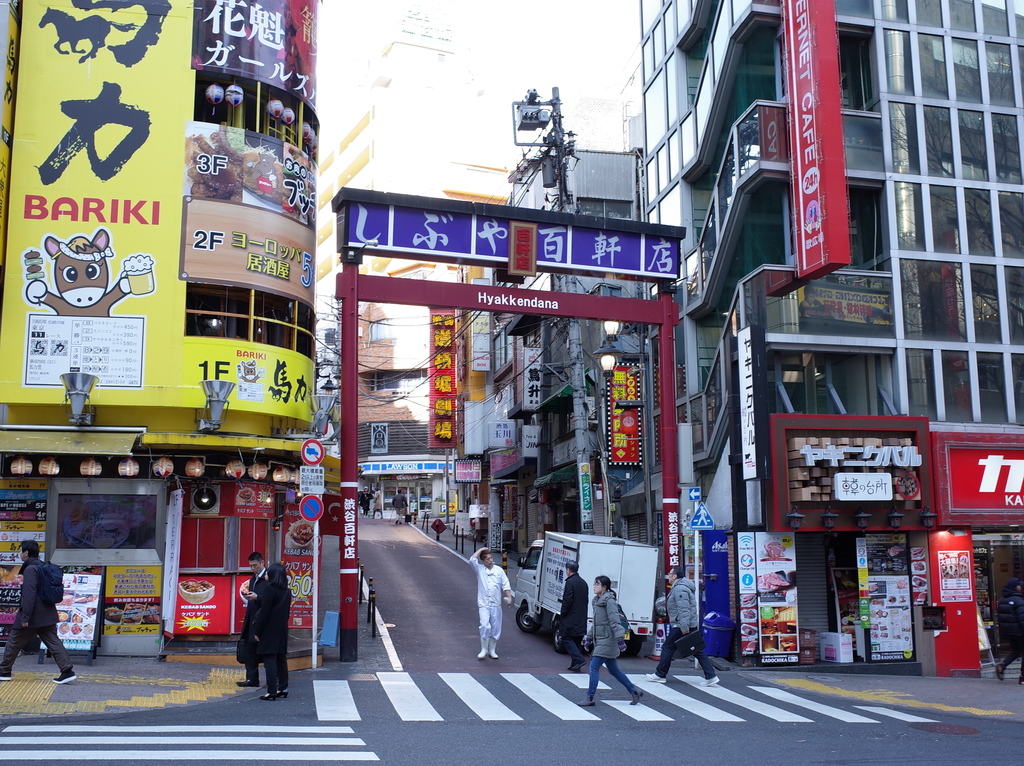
[513,532,659,655]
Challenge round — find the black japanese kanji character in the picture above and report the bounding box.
[294,375,308,403]
[71,0,172,67]
[272,359,292,403]
[40,82,150,185]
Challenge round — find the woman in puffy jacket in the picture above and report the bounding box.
[995,577,1024,683]
[577,575,643,707]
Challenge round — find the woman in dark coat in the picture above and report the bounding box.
[252,562,292,700]
[995,577,1024,683]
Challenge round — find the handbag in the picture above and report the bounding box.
[235,638,253,665]
[674,628,706,659]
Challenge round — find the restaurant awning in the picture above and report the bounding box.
[0,430,140,455]
[536,383,574,415]
[535,465,576,487]
[139,432,305,458]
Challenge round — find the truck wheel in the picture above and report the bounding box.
[623,635,644,657]
[552,617,568,653]
[516,603,541,633]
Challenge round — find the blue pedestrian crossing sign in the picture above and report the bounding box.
[690,502,715,530]
[687,487,701,502]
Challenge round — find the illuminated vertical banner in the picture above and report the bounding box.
[429,310,457,448]
[781,0,851,280]
[608,365,642,466]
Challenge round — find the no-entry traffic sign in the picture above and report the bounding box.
[301,438,325,466]
[299,495,324,522]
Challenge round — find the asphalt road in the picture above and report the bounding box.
[357,518,568,673]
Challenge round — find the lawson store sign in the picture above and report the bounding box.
[338,191,683,281]
[360,461,453,474]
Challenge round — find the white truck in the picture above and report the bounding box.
[513,532,659,656]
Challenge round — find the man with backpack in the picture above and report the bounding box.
[0,540,76,684]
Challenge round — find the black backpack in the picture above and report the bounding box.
[37,561,65,605]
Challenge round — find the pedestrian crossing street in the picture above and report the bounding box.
[314,672,940,725]
[0,726,378,762]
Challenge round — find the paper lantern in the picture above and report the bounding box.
[10,456,32,475]
[118,458,140,477]
[80,457,102,477]
[185,457,205,477]
[266,98,284,120]
[152,456,174,477]
[248,461,268,480]
[302,122,312,143]
[272,465,290,482]
[224,459,246,479]
[225,84,244,106]
[39,457,60,476]
[280,107,295,126]
[205,83,224,105]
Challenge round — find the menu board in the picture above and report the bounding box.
[831,568,860,635]
[0,562,20,644]
[937,550,972,602]
[103,566,162,635]
[173,574,234,635]
[865,533,914,661]
[737,532,757,656]
[910,546,929,606]
[753,532,799,664]
[281,505,314,628]
[25,314,145,388]
[55,572,102,651]
[0,480,48,565]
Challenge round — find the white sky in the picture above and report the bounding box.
[317,0,642,170]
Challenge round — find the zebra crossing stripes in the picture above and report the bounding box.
[0,725,376,762]
[377,672,444,721]
[311,674,937,726]
[439,672,522,720]
[673,676,813,722]
[750,687,880,722]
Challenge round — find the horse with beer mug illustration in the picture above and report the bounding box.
[23,227,155,317]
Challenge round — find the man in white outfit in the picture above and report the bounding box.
[469,547,512,659]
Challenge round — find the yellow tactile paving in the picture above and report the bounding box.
[772,676,1014,717]
[0,668,242,716]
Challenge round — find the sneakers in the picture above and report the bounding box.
[644,673,667,683]
[700,676,720,687]
[577,696,595,707]
[568,661,586,672]
[0,673,11,681]
[630,688,644,705]
[53,669,77,684]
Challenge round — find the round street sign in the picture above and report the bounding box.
[299,495,324,522]
[301,438,325,466]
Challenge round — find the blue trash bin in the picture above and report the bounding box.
[702,611,735,657]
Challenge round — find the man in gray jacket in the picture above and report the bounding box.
[646,566,718,686]
[0,540,76,684]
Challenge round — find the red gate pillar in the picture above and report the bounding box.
[338,262,360,661]
[658,288,681,577]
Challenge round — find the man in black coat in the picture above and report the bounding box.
[559,560,589,672]
[0,540,76,684]
[996,577,1024,682]
[237,551,270,687]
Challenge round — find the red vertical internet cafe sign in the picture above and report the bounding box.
[608,365,642,466]
[782,0,851,280]
[429,309,457,448]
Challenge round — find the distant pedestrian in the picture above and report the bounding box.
[996,577,1024,683]
[559,560,588,672]
[0,540,76,684]
[646,566,719,687]
[237,552,269,688]
[359,490,372,517]
[252,563,292,700]
[372,488,384,519]
[392,489,409,524]
[578,575,642,706]
[470,547,512,660]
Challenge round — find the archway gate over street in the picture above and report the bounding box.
[332,188,686,660]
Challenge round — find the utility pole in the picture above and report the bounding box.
[511,88,591,532]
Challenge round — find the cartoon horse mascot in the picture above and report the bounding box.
[24,228,131,317]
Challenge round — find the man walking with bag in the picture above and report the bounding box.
[646,566,718,686]
[0,540,76,684]
[559,560,588,672]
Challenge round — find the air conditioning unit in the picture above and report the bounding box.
[190,483,220,515]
